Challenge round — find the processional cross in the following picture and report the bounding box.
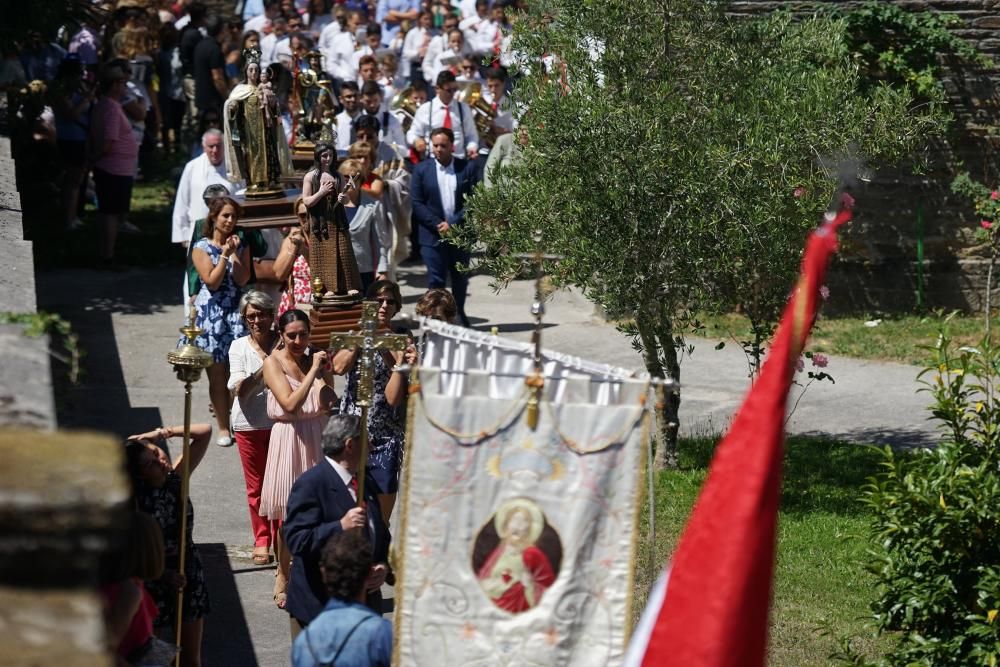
[514,230,563,430]
[328,301,409,505]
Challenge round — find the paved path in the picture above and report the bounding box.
[36,261,937,666]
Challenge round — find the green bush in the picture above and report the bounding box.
[857,326,1000,665]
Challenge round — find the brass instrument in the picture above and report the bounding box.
[456,82,498,148]
[389,85,418,133]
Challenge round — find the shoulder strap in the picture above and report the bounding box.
[332,615,376,663]
[302,614,375,667]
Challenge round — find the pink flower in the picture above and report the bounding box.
[991,191,998,201]
[982,220,994,230]
[819,285,830,300]
[811,353,829,368]
[793,187,805,199]
[795,357,805,372]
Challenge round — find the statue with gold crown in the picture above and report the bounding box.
[224,48,294,198]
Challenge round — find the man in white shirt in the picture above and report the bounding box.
[171,129,240,246]
[359,81,406,148]
[260,16,288,67]
[317,9,343,68]
[334,82,361,151]
[459,0,498,57]
[348,24,383,81]
[327,11,365,82]
[407,70,479,159]
[244,0,279,35]
[411,127,478,327]
[420,14,459,83]
[401,11,433,82]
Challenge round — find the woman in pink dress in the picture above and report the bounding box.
[260,308,336,608]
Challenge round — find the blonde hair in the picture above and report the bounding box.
[338,158,365,178]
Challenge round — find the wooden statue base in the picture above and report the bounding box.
[309,300,365,348]
[235,190,300,230]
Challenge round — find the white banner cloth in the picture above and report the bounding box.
[394,320,649,666]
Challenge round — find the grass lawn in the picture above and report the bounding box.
[634,436,894,665]
[695,311,989,366]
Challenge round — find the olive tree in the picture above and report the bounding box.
[464,0,946,467]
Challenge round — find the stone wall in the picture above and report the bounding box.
[729,0,1000,313]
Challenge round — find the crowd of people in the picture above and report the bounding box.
[5,0,533,664]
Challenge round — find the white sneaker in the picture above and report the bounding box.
[119,221,142,235]
[216,434,233,447]
[68,218,85,231]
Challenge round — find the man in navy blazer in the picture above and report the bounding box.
[411,126,480,327]
[283,414,391,639]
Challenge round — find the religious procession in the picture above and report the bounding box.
[5,0,1000,666]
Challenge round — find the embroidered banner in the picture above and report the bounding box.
[394,326,649,666]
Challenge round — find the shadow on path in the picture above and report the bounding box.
[200,543,259,667]
[35,267,179,434]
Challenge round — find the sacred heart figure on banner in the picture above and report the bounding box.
[472,498,563,613]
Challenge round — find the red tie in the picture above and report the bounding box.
[442,104,452,130]
[349,475,358,497]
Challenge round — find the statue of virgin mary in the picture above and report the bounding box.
[223,49,294,198]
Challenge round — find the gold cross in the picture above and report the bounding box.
[328,301,410,504]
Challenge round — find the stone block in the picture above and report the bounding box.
[0,587,111,666]
[0,430,130,588]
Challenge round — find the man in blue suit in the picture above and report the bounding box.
[284,414,391,640]
[411,126,480,327]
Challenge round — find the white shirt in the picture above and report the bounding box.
[260,32,280,67]
[459,15,499,55]
[420,33,446,82]
[244,14,269,35]
[171,152,238,244]
[335,109,360,150]
[328,31,358,81]
[227,336,274,431]
[318,20,342,69]
[274,36,293,67]
[407,97,479,155]
[435,158,457,222]
[402,25,430,63]
[482,89,515,133]
[349,45,374,80]
[326,457,357,501]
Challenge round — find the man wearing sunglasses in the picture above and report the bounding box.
[406,70,479,161]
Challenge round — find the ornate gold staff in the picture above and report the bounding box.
[514,230,562,430]
[165,308,212,666]
[328,301,409,504]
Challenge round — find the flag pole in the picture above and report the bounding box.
[165,308,212,666]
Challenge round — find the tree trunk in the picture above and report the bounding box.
[638,313,680,470]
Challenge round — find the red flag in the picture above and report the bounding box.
[625,196,854,667]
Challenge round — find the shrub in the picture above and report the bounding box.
[857,326,1000,665]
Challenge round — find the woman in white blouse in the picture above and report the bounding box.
[227,290,279,566]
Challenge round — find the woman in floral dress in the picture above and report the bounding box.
[188,196,250,447]
[276,196,314,316]
[333,280,418,523]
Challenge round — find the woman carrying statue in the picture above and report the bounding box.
[224,49,293,198]
[301,141,362,297]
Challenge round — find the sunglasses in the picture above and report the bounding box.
[375,297,398,307]
[245,312,273,321]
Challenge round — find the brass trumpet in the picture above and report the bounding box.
[456,82,498,148]
[389,86,418,133]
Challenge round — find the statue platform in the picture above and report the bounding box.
[234,190,300,230]
[308,300,365,348]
